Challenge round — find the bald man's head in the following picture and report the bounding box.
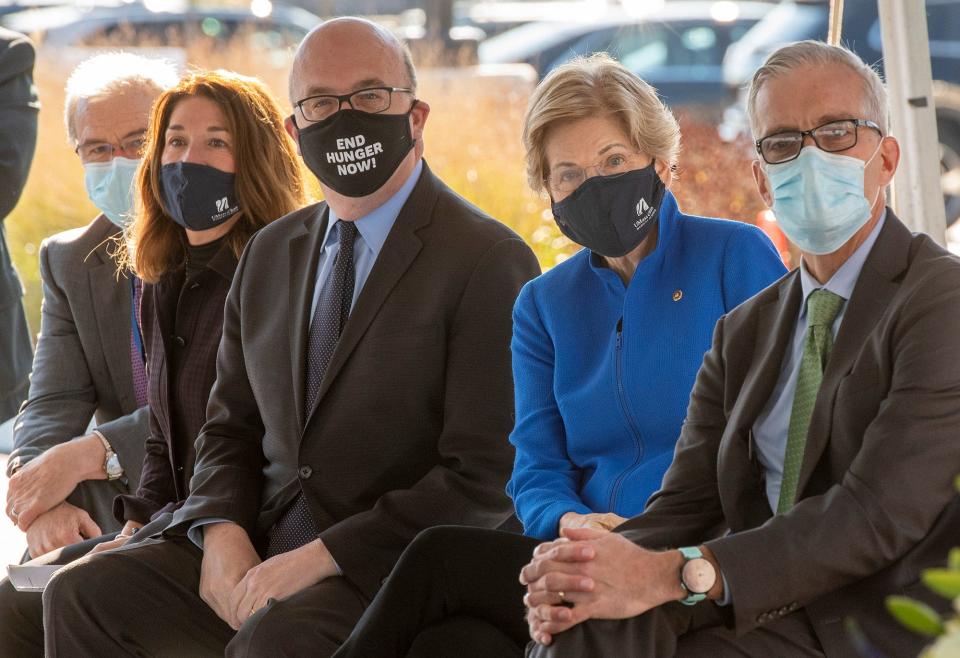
[289,17,417,105]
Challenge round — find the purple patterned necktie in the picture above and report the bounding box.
[266,220,358,557]
[130,276,148,408]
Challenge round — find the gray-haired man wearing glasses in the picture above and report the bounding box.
[521,40,960,658]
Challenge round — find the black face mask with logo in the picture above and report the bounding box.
[296,107,416,198]
[160,162,241,231]
[550,162,666,258]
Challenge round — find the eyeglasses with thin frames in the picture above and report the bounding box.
[756,118,882,165]
[295,86,415,123]
[546,152,651,195]
[75,135,147,164]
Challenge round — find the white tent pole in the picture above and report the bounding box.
[827,0,844,45]
[877,0,947,244]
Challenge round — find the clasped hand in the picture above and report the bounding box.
[199,522,338,630]
[6,437,102,531]
[520,527,684,646]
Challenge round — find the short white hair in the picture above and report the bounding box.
[65,52,179,143]
[747,40,889,137]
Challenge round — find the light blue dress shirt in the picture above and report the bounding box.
[752,211,886,512]
[310,159,423,319]
[186,160,423,550]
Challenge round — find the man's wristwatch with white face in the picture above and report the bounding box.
[93,430,124,481]
[678,546,716,605]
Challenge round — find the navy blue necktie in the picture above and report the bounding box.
[266,220,358,558]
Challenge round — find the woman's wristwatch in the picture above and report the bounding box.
[92,430,124,481]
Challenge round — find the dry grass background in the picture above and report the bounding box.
[6,39,767,333]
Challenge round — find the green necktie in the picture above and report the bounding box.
[777,288,845,514]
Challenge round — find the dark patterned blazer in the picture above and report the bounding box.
[115,243,237,525]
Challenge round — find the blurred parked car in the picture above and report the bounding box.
[1,2,319,56]
[477,1,771,110]
[721,0,960,226]
[455,0,621,38]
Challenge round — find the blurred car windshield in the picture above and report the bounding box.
[477,19,593,64]
[557,19,757,77]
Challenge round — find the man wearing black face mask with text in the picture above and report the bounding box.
[42,17,541,657]
[331,54,786,658]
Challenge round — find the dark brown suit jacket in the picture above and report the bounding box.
[171,163,541,599]
[618,211,960,656]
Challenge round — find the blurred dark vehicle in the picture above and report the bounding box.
[477,1,772,111]
[0,3,318,53]
[721,0,960,226]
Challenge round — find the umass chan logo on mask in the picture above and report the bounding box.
[210,196,239,223]
[634,197,655,230]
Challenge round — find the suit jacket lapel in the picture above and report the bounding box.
[305,164,439,425]
[797,213,912,494]
[730,273,803,434]
[719,273,800,530]
[289,206,329,429]
[87,239,136,412]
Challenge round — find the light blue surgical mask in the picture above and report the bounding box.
[766,144,882,255]
[83,156,141,228]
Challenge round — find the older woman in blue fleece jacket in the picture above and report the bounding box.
[509,185,783,538]
[332,53,786,658]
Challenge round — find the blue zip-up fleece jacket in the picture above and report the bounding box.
[507,191,787,539]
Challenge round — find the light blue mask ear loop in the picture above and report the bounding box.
[762,137,885,255]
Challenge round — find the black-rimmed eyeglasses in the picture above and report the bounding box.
[756,118,883,165]
[295,86,414,123]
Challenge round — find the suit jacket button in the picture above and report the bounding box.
[173,335,186,347]
[299,465,313,479]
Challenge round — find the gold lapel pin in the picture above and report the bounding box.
[672,289,683,302]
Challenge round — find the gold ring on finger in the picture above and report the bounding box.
[558,591,565,603]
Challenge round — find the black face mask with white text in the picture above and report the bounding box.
[551,163,665,258]
[297,108,415,197]
[159,162,241,232]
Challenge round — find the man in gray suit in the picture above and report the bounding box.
[522,41,960,657]
[0,28,39,423]
[5,53,178,558]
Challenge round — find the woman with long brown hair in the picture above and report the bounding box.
[108,68,306,541]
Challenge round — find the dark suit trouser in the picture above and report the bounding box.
[0,533,115,657]
[526,593,824,658]
[42,535,369,657]
[336,526,824,658]
[335,526,536,658]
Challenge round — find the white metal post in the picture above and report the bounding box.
[877,0,947,244]
[828,0,844,45]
